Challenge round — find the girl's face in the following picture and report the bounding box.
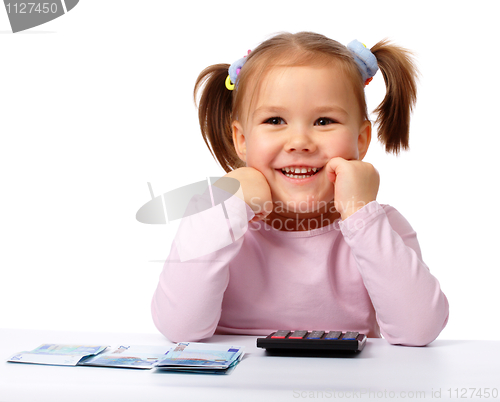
[232,63,371,216]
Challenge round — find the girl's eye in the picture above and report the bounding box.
[265,117,285,125]
[315,117,336,126]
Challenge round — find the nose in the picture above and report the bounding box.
[285,127,316,153]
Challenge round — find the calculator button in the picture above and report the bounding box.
[324,331,342,340]
[307,331,325,339]
[271,330,291,339]
[289,330,308,339]
[342,332,359,340]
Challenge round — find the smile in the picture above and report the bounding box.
[279,166,323,180]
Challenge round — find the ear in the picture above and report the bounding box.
[232,121,247,163]
[357,120,372,160]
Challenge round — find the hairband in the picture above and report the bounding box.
[225,50,251,91]
[225,41,378,90]
[346,40,378,86]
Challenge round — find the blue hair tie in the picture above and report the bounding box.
[347,40,378,85]
[226,50,251,91]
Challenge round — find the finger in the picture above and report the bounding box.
[250,211,270,223]
[325,157,346,183]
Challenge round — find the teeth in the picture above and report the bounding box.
[281,166,321,172]
[280,166,322,178]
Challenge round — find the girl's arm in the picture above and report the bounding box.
[151,168,269,342]
[339,201,449,346]
[151,190,253,342]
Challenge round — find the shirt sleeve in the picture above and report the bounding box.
[151,187,254,342]
[339,201,449,346]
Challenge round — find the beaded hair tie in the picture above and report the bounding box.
[225,50,251,91]
[347,40,378,86]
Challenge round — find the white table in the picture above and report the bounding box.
[1,328,499,401]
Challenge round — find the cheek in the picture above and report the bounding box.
[324,135,359,160]
[245,138,279,168]
[245,148,267,168]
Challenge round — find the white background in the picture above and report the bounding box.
[1,0,498,340]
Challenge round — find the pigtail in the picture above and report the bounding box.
[371,40,418,154]
[194,64,242,172]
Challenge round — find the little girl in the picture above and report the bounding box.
[151,32,449,346]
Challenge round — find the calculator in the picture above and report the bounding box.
[256,330,367,356]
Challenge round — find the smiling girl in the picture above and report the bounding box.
[151,32,449,346]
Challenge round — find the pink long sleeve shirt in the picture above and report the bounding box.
[151,190,449,346]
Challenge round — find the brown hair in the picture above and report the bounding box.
[194,32,418,172]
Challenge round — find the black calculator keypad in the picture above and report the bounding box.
[307,331,325,339]
[271,330,290,339]
[324,331,342,340]
[289,330,308,339]
[342,331,359,340]
[257,330,367,355]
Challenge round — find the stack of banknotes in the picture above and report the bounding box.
[156,342,245,374]
[8,342,245,374]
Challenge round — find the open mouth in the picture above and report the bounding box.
[279,166,323,179]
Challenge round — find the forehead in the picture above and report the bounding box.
[241,63,361,121]
[259,64,351,99]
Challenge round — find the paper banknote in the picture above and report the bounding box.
[156,342,244,372]
[80,345,170,369]
[8,344,108,366]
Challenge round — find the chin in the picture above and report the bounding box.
[273,192,334,215]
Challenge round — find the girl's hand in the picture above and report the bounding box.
[218,167,273,222]
[325,158,380,220]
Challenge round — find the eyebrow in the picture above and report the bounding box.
[252,106,287,117]
[313,106,349,117]
[252,105,349,118]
